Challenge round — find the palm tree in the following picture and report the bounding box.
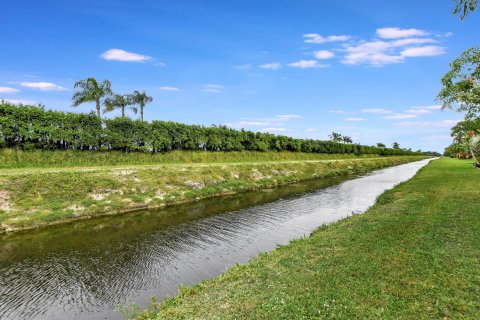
[376,142,386,148]
[392,142,400,149]
[130,91,153,122]
[103,94,137,118]
[72,78,112,118]
[329,132,343,143]
[342,136,353,144]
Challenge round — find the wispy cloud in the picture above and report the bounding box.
[159,86,181,92]
[405,108,432,115]
[344,117,367,121]
[314,50,335,59]
[202,84,223,93]
[260,127,290,133]
[303,33,352,44]
[341,27,446,66]
[2,98,36,105]
[20,82,67,91]
[259,62,281,70]
[226,114,301,129]
[100,49,151,62]
[288,60,327,69]
[154,62,166,67]
[306,128,317,132]
[401,45,446,57]
[329,109,356,114]
[376,27,428,39]
[362,108,392,114]
[410,105,442,110]
[394,120,460,128]
[384,114,418,120]
[0,87,19,94]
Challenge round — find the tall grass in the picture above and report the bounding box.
[0,149,385,169]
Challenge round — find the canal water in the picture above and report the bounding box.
[0,158,433,319]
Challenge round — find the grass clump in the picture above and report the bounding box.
[135,158,479,320]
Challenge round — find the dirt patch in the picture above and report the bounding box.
[0,190,12,212]
[89,189,121,201]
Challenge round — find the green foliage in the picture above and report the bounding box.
[454,0,478,19]
[437,47,480,118]
[0,102,423,156]
[376,142,386,148]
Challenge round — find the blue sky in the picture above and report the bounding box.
[1,0,479,152]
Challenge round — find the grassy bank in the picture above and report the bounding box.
[0,149,383,169]
[136,158,479,319]
[0,156,425,233]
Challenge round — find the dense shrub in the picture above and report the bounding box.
[0,103,423,156]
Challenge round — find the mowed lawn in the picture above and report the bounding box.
[137,158,480,319]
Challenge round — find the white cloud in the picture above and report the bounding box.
[0,87,19,94]
[2,98,36,105]
[390,38,437,47]
[394,120,460,128]
[329,109,356,114]
[259,62,281,70]
[411,105,442,110]
[362,108,392,114]
[154,62,166,67]
[20,82,66,91]
[342,41,404,65]
[275,114,301,121]
[100,49,151,62]
[288,60,327,69]
[260,127,291,133]
[159,86,181,92]
[405,109,432,115]
[306,128,317,132]
[303,33,352,44]
[314,50,335,59]
[344,117,367,121]
[384,114,418,120]
[202,84,223,93]
[401,45,446,57]
[376,27,428,39]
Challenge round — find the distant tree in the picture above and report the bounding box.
[342,136,353,144]
[130,90,153,122]
[437,47,480,118]
[376,142,386,148]
[392,142,400,149]
[104,94,137,118]
[329,132,343,143]
[72,78,112,118]
[454,0,478,19]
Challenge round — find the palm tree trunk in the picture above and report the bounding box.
[96,100,101,118]
[121,107,125,118]
[141,107,144,122]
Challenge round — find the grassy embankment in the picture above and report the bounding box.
[0,152,425,233]
[136,158,479,319]
[0,149,382,169]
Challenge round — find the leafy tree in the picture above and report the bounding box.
[376,142,386,148]
[392,142,400,149]
[437,47,480,118]
[454,0,478,19]
[328,132,343,143]
[72,78,112,118]
[104,94,137,118]
[130,90,153,122]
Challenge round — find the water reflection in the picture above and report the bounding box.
[0,159,432,320]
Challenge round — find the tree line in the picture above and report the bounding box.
[0,102,426,156]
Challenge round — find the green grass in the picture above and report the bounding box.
[0,156,425,233]
[0,148,386,169]
[135,158,480,319]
